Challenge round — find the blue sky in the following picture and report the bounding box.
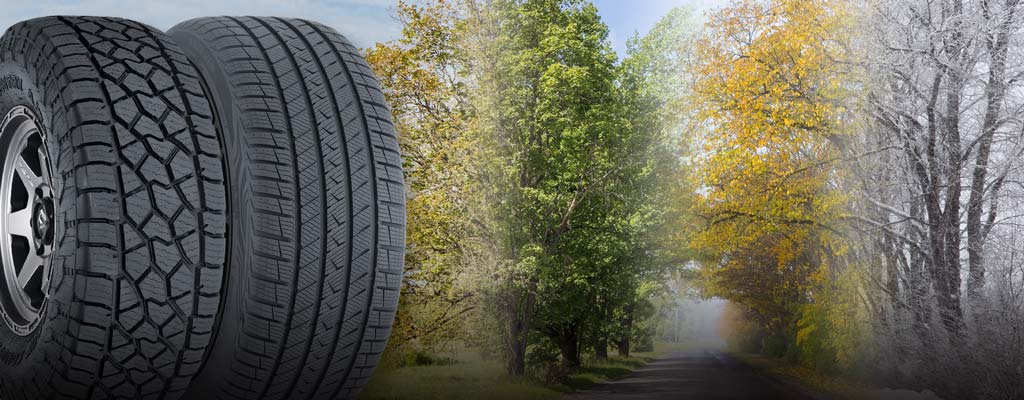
[592,0,727,55]
[0,0,727,54]
[0,0,403,49]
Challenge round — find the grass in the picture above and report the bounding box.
[358,358,563,400]
[560,355,650,392]
[559,342,698,391]
[359,343,689,400]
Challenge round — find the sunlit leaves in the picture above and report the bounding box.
[689,0,853,331]
[365,0,478,355]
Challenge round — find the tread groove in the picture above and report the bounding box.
[168,16,403,400]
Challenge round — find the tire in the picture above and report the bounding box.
[0,16,228,400]
[168,17,405,400]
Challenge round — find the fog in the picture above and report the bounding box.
[658,295,727,349]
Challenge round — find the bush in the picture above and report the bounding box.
[402,349,457,367]
[526,339,567,384]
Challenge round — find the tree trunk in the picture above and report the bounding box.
[556,327,581,370]
[938,72,964,337]
[917,59,964,338]
[967,3,1012,310]
[934,0,973,339]
[909,232,929,336]
[618,303,634,357]
[594,336,608,360]
[502,281,537,377]
[506,338,527,377]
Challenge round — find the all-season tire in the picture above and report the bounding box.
[169,17,405,400]
[0,16,229,400]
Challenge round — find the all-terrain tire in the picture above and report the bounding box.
[169,17,406,400]
[0,16,229,400]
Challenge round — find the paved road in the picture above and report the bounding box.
[566,349,818,400]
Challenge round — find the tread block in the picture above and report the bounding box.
[170,16,405,400]
[0,16,229,400]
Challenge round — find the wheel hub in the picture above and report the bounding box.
[31,195,53,248]
[0,106,54,336]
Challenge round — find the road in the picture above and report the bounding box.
[566,349,818,400]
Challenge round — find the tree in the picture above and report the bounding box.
[471,0,630,373]
[365,0,481,360]
[689,0,854,351]
[853,0,1024,396]
[862,0,1024,335]
[611,6,699,359]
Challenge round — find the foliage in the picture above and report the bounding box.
[689,0,860,371]
[367,0,697,379]
[469,0,694,373]
[365,0,481,360]
[606,4,700,361]
[717,302,764,353]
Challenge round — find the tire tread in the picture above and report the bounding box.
[170,16,404,400]
[0,16,228,400]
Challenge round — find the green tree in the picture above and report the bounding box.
[612,6,699,358]
[366,0,699,378]
[471,0,630,374]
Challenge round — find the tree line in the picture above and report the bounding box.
[367,0,1024,397]
[364,0,693,380]
[692,0,1024,398]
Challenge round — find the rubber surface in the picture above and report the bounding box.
[169,17,405,400]
[0,16,229,400]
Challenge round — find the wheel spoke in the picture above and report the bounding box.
[7,207,32,238]
[39,242,53,258]
[17,253,42,288]
[0,106,52,331]
[37,146,52,185]
[14,155,42,192]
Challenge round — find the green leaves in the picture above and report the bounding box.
[469,0,695,370]
[370,0,699,373]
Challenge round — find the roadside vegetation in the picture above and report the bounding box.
[700,0,1024,398]
[360,342,685,400]
[362,0,698,391]
[361,0,1024,399]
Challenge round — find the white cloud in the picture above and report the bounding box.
[0,0,402,48]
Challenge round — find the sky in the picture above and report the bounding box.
[592,0,728,55]
[0,0,728,55]
[0,0,404,49]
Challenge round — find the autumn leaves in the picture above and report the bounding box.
[697,0,1024,397]
[367,0,1024,397]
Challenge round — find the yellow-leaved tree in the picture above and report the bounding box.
[364,1,483,364]
[689,0,864,369]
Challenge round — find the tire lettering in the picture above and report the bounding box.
[0,75,23,93]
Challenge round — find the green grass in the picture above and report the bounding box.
[358,359,563,400]
[560,355,650,391]
[359,343,692,400]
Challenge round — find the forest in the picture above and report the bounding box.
[361,0,1024,399]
